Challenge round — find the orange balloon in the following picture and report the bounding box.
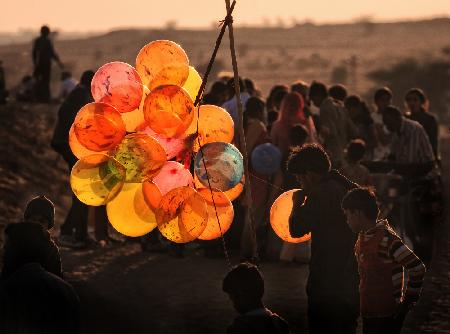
[111,133,166,182]
[143,85,194,138]
[194,174,244,203]
[121,85,150,132]
[184,104,234,152]
[142,180,163,210]
[74,102,126,152]
[135,40,189,90]
[91,61,143,113]
[270,189,311,243]
[70,154,126,206]
[69,125,106,159]
[156,186,207,243]
[197,188,234,240]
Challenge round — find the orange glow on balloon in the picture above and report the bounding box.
[194,175,244,203]
[70,154,126,206]
[182,66,202,101]
[143,85,194,138]
[142,180,163,210]
[74,102,126,152]
[135,40,189,90]
[91,61,143,113]
[156,186,207,243]
[121,85,150,132]
[270,189,311,243]
[197,188,234,240]
[106,182,157,237]
[69,125,106,159]
[184,104,234,152]
[111,133,166,182]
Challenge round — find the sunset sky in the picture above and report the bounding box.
[2,0,450,32]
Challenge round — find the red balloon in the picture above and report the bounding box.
[74,102,126,152]
[91,62,143,113]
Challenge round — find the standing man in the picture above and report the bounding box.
[288,144,359,334]
[32,25,63,103]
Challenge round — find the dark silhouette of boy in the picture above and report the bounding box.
[0,222,79,333]
[32,25,63,103]
[223,262,289,334]
[288,144,359,334]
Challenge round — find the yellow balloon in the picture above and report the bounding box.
[135,40,189,90]
[156,186,207,243]
[197,188,234,241]
[270,189,311,243]
[182,66,202,101]
[70,154,126,206]
[184,105,234,152]
[121,85,150,132]
[106,183,157,237]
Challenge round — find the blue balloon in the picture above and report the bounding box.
[251,143,282,175]
[195,142,244,192]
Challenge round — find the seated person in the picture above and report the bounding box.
[223,262,289,334]
[340,139,372,186]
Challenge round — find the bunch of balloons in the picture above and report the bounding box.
[69,40,241,242]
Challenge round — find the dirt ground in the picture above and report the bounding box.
[0,103,449,333]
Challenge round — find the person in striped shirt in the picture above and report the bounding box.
[342,187,426,334]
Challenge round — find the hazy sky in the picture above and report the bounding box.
[2,0,450,32]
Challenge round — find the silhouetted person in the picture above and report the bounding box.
[342,188,426,334]
[340,139,372,186]
[203,81,229,106]
[372,87,393,160]
[288,144,359,334]
[222,77,250,127]
[52,70,109,248]
[0,223,80,334]
[329,84,348,102]
[223,263,289,334]
[244,78,261,97]
[16,75,35,102]
[404,88,439,161]
[59,71,77,100]
[0,60,9,104]
[32,25,63,103]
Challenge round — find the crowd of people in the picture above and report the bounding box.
[0,25,446,334]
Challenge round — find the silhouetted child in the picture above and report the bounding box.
[59,71,77,100]
[342,188,426,334]
[223,263,289,334]
[0,222,79,333]
[340,139,372,186]
[2,195,63,278]
[16,75,35,102]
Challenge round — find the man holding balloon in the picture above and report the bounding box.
[287,144,359,334]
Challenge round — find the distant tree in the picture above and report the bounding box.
[367,56,450,119]
[331,65,348,84]
[165,20,178,31]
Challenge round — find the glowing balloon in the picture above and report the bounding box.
[156,186,207,243]
[69,125,106,159]
[70,154,126,206]
[91,62,143,113]
[251,143,282,175]
[142,180,163,209]
[270,189,311,243]
[182,66,202,101]
[106,182,157,237]
[136,40,189,90]
[74,102,126,152]
[194,142,244,191]
[138,125,186,160]
[143,85,194,138]
[111,133,166,182]
[194,174,244,203]
[121,85,150,132]
[184,105,234,152]
[152,161,193,196]
[197,188,234,240]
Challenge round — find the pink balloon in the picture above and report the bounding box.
[91,61,143,113]
[152,161,194,196]
[138,125,186,160]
